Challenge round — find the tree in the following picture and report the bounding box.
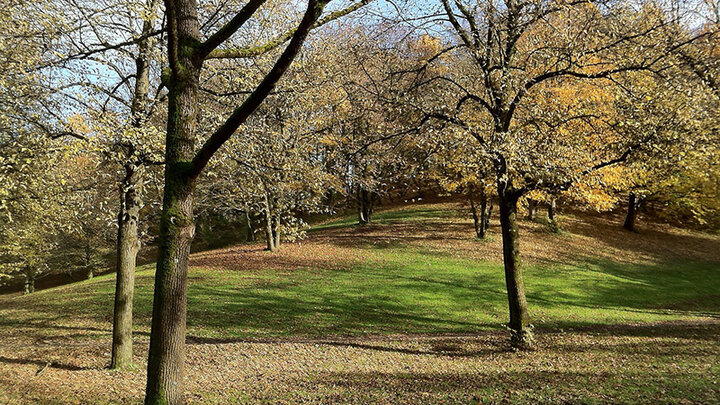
[430,132,495,238]
[143,1,369,403]
[0,0,68,294]
[402,0,690,348]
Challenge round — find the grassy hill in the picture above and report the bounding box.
[1,202,719,404]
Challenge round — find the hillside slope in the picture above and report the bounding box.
[1,203,718,404]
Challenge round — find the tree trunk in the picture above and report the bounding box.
[245,210,255,242]
[23,274,35,294]
[623,192,638,231]
[526,199,537,221]
[111,166,141,369]
[144,7,201,401]
[272,216,280,248]
[480,191,492,239]
[111,0,158,370]
[469,193,482,238]
[485,200,493,232]
[469,187,490,239]
[263,195,276,252]
[145,0,326,401]
[497,188,533,349]
[357,188,373,225]
[548,198,556,223]
[85,237,94,280]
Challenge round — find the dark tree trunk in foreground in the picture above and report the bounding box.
[144,3,201,401]
[111,165,141,369]
[497,186,533,349]
[145,1,330,402]
[623,192,638,231]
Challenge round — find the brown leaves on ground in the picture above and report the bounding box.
[2,203,720,404]
[191,203,720,274]
[0,320,718,404]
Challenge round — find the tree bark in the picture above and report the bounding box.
[144,2,201,401]
[111,165,141,369]
[357,187,374,225]
[548,198,556,223]
[145,0,329,402]
[263,194,276,252]
[623,192,638,231]
[245,210,255,242]
[497,187,533,349]
[272,215,280,249]
[111,0,159,370]
[526,199,537,221]
[23,273,35,294]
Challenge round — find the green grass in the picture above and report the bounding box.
[3,221,718,340]
[1,204,719,404]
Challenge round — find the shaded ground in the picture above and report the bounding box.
[1,321,718,404]
[0,202,719,404]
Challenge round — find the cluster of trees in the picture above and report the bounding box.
[1,0,718,403]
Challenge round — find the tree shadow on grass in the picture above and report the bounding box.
[527,258,720,317]
[0,355,88,371]
[303,366,717,404]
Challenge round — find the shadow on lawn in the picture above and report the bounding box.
[307,366,716,404]
[0,355,87,371]
[531,258,720,317]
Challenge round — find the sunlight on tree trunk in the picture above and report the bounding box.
[111,166,141,369]
[498,188,534,349]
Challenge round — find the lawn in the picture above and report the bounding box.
[1,203,719,404]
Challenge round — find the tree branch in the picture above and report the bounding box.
[206,0,371,59]
[196,0,267,59]
[189,0,331,179]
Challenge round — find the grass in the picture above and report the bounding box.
[0,202,719,404]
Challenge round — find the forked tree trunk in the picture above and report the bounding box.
[623,192,639,231]
[357,187,375,225]
[469,187,491,239]
[111,166,141,369]
[144,10,201,401]
[145,1,328,402]
[497,187,533,349]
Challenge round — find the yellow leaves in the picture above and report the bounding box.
[66,114,90,135]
